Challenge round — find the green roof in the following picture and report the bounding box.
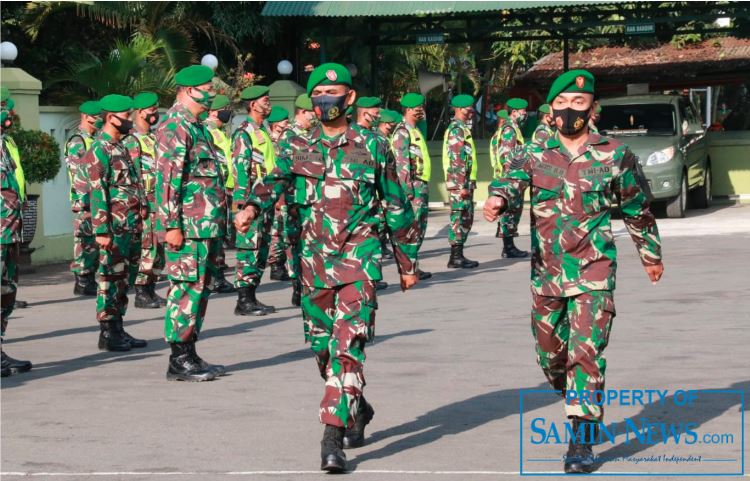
[262,1,615,17]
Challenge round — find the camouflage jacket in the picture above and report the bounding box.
[155,101,226,239]
[1,134,22,244]
[283,120,311,141]
[491,121,524,178]
[489,132,661,297]
[444,119,474,191]
[531,123,555,146]
[247,126,419,288]
[231,117,273,208]
[123,130,158,211]
[392,121,428,192]
[64,128,96,212]
[88,131,146,235]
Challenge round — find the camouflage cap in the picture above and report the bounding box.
[451,94,474,108]
[133,91,158,110]
[306,62,352,95]
[546,69,595,103]
[400,92,425,108]
[175,65,214,87]
[79,100,101,116]
[99,94,133,113]
[538,103,552,114]
[507,97,528,110]
[267,105,289,124]
[211,94,231,110]
[240,85,270,101]
[294,93,313,111]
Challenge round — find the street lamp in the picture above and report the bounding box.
[201,54,219,71]
[277,60,293,77]
[1,41,18,66]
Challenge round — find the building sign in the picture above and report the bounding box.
[625,22,656,35]
[417,33,445,44]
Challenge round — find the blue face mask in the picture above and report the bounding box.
[312,94,349,122]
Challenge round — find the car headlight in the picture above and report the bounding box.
[645,146,675,166]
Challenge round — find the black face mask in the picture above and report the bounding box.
[311,94,349,122]
[553,107,590,135]
[217,110,232,124]
[113,116,133,135]
[146,114,160,126]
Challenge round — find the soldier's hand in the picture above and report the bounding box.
[234,206,258,234]
[165,229,184,250]
[140,208,148,220]
[645,262,664,284]
[483,196,506,222]
[460,188,471,199]
[95,235,112,249]
[400,273,418,292]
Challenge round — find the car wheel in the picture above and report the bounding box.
[666,173,687,218]
[689,164,712,209]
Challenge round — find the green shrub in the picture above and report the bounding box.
[12,128,61,184]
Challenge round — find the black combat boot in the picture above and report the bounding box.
[564,417,598,474]
[186,337,226,376]
[149,282,168,307]
[212,269,236,294]
[134,285,161,309]
[291,279,301,307]
[234,286,266,316]
[74,273,96,296]
[320,424,347,472]
[376,280,388,291]
[418,269,432,280]
[98,321,131,352]
[116,319,147,348]
[1,349,32,376]
[502,237,529,259]
[270,262,291,281]
[166,342,216,382]
[447,245,479,269]
[249,285,275,314]
[343,398,375,449]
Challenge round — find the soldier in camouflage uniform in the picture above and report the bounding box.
[235,63,419,473]
[484,69,664,474]
[231,85,276,317]
[204,94,237,294]
[589,102,602,134]
[266,105,294,283]
[392,92,432,281]
[155,65,227,382]
[124,91,167,309]
[1,91,32,377]
[65,100,103,296]
[490,97,530,258]
[443,94,479,269]
[87,94,149,352]
[531,103,555,146]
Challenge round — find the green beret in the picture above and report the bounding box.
[379,109,400,124]
[133,91,158,110]
[99,94,133,113]
[306,62,352,96]
[267,105,289,124]
[546,69,595,103]
[6,98,15,111]
[295,94,313,111]
[400,92,425,109]
[175,65,214,87]
[198,111,208,122]
[240,85,270,101]
[497,109,509,120]
[451,94,474,109]
[211,94,230,110]
[345,106,354,116]
[0,87,9,102]
[79,100,101,116]
[507,98,528,110]
[538,104,552,114]
[355,96,381,108]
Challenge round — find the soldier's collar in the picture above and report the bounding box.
[100,131,115,142]
[174,102,199,123]
[546,131,608,150]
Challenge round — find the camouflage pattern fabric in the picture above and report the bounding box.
[206,120,234,267]
[1,243,18,333]
[444,120,475,246]
[65,129,99,275]
[278,122,308,279]
[95,232,140,321]
[234,210,273,288]
[532,123,555,146]
[531,290,615,420]
[1,137,21,331]
[164,238,220,342]
[267,198,290,266]
[392,123,429,249]
[155,101,226,343]
[302,280,377,428]
[495,121,526,239]
[488,131,661,297]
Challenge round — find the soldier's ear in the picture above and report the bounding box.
[346,89,357,106]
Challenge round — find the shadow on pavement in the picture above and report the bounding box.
[4,317,162,344]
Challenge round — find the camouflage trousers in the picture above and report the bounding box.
[496,186,525,238]
[235,210,273,288]
[412,180,430,250]
[286,210,301,280]
[135,211,165,285]
[70,210,99,275]
[267,200,289,266]
[531,290,616,421]
[96,232,141,322]
[1,243,18,335]
[301,280,377,428]
[164,238,220,343]
[448,189,474,246]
